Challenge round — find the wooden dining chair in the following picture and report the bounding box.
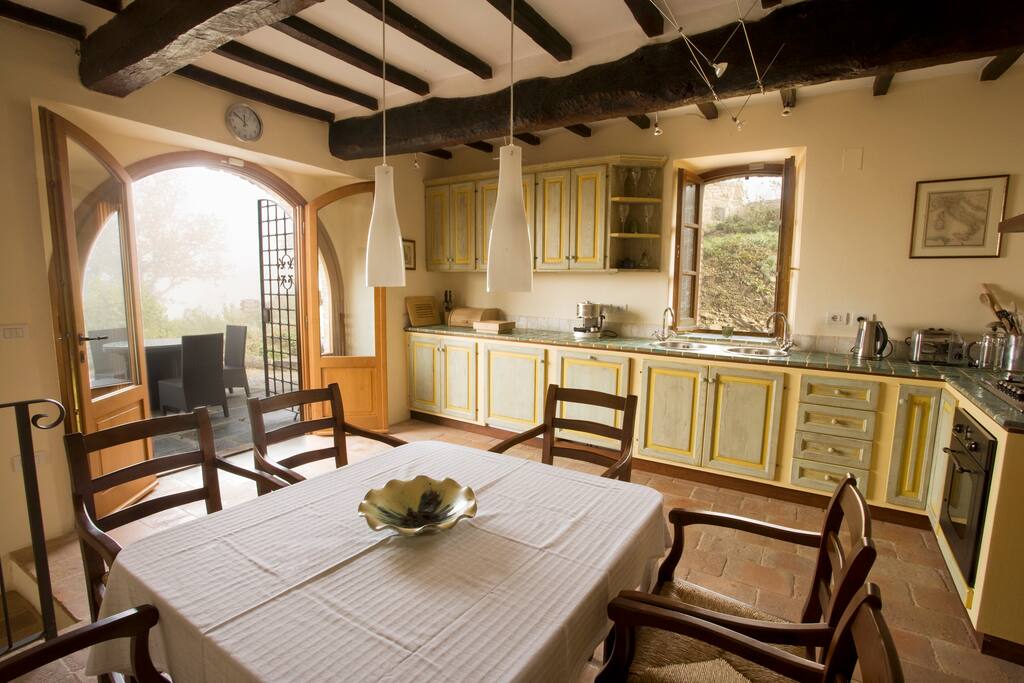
[64,407,286,621]
[489,384,639,482]
[247,383,407,492]
[0,605,167,683]
[599,474,876,677]
[599,583,903,682]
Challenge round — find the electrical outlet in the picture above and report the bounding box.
[826,312,849,327]
[853,313,872,324]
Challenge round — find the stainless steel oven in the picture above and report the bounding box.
[939,408,996,586]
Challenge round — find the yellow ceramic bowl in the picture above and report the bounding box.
[358,475,477,536]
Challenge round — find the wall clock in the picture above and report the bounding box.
[225,102,262,142]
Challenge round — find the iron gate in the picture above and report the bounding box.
[257,199,301,405]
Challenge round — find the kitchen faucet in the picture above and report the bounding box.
[766,312,795,351]
[653,307,676,342]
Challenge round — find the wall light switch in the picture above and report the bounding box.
[1,324,28,340]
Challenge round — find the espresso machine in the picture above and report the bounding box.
[573,301,606,339]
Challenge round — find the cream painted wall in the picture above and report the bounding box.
[428,68,1024,341]
[0,19,443,556]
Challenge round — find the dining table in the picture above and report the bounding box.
[87,440,668,682]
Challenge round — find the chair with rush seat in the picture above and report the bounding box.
[489,383,638,482]
[598,474,877,680]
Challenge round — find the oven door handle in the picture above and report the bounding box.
[943,447,978,475]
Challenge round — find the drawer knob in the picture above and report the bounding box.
[833,389,843,396]
[824,474,839,482]
[830,418,839,425]
[827,447,836,453]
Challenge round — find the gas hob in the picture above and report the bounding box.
[980,375,1024,412]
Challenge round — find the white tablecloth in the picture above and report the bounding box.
[88,441,667,682]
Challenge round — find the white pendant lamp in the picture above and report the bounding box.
[486,0,532,293]
[365,0,405,287]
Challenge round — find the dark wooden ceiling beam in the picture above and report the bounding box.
[466,140,494,153]
[627,114,651,129]
[565,123,591,137]
[484,0,571,62]
[980,48,1023,81]
[79,0,323,96]
[425,149,452,159]
[347,0,491,79]
[873,71,894,96]
[623,0,663,37]
[1,0,85,41]
[696,102,719,119]
[514,132,541,145]
[274,15,429,96]
[780,87,797,109]
[762,0,783,7]
[176,64,334,122]
[330,0,1024,159]
[215,40,376,109]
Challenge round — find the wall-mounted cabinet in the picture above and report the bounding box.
[425,155,666,273]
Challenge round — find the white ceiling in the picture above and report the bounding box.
[12,0,1020,139]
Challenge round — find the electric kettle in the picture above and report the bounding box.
[851,316,893,360]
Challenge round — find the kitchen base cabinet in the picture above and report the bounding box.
[926,390,958,525]
[637,360,707,465]
[701,367,784,480]
[408,335,442,414]
[887,385,942,509]
[791,459,868,494]
[482,344,546,431]
[555,351,630,447]
[441,340,477,421]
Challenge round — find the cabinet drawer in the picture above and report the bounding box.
[799,375,880,411]
[791,459,868,495]
[793,431,873,468]
[796,403,876,440]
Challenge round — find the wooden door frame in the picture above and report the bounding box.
[301,182,389,430]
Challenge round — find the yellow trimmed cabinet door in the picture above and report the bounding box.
[926,390,957,525]
[569,164,607,270]
[534,169,571,271]
[407,335,442,414]
[887,384,942,509]
[425,185,450,271]
[638,360,708,466]
[555,351,630,447]
[482,343,546,431]
[441,339,477,421]
[701,367,784,480]
[449,181,476,271]
[477,174,533,273]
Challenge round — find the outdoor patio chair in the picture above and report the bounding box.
[87,326,127,387]
[223,324,250,396]
[158,333,230,417]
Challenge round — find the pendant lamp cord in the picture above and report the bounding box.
[508,0,515,145]
[381,0,387,164]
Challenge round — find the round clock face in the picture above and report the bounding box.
[225,103,262,142]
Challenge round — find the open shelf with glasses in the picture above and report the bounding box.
[609,161,664,271]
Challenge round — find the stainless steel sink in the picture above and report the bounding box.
[725,346,789,358]
[653,340,707,351]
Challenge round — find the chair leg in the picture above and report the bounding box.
[223,401,230,418]
[243,376,251,397]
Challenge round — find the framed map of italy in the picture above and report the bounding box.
[910,175,1008,258]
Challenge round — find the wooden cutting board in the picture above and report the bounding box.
[405,296,441,326]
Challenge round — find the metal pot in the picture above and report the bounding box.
[1002,335,1024,372]
[967,333,1006,370]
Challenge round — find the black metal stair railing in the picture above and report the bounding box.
[0,398,64,655]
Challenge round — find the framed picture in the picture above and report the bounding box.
[402,238,416,270]
[909,174,1008,258]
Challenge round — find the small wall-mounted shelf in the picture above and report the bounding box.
[610,196,662,204]
[610,233,661,239]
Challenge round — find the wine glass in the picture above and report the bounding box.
[642,205,655,233]
[628,167,641,196]
[643,168,657,197]
[618,204,631,233]
[615,166,628,196]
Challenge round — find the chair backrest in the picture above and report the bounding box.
[822,584,903,683]
[181,333,225,407]
[539,384,639,481]
[64,408,222,619]
[801,474,877,629]
[224,324,247,368]
[247,383,348,483]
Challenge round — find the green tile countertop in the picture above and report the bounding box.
[406,325,1024,433]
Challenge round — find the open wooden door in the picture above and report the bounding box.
[301,182,388,430]
[40,109,155,516]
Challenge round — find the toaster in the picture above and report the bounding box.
[906,328,964,365]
